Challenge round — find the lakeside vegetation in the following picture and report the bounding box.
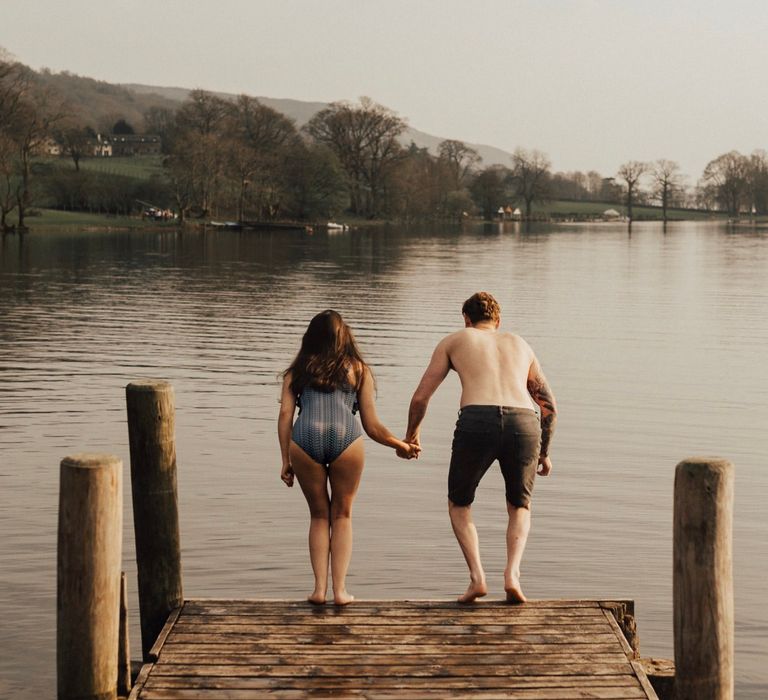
[0,54,763,232]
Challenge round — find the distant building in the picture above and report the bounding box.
[93,134,161,157]
[41,137,62,156]
[93,134,113,157]
[602,208,622,221]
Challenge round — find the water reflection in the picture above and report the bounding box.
[0,222,766,698]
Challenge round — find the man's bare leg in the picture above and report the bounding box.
[448,500,488,603]
[504,502,531,603]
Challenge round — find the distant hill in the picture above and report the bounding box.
[124,83,514,166]
[12,61,514,166]
[34,71,180,133]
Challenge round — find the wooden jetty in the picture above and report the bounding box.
[55,381,735,700]
[128,598,657,699]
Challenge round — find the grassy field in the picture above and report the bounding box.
[21,209,161,229]
[76,155,164,179]
[533,199,725,220]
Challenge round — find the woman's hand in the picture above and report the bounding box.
[396,441,421,460]
[281,462,295,487]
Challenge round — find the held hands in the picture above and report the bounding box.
[537,455,553,477]
[280,462,295,487]
[396,440,421,460]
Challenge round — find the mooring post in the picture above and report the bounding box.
[57,454,122,700]
[673,457,734,700]
[117,572,131,696]
[126,380,183,661]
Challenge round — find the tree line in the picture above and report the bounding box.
[3,56,768,229]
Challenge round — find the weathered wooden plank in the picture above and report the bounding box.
[163,637,623,656]
[601,608,635,660]
[148,606,183,662]
[629,660,660,700]
[156,651,633,666]
[138,689,647,699]
[177,613,607,626]
[128,660,155,700]
[143,675,646,691]
[171,622,610,635]
[148,662,635,678]
[166,631,619,645]
[182,604,603,617]
[185,598,604,607]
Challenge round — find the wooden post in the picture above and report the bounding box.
[117,572,131,696]
[57,454,122,700]
[126,380,183,661]
[674,457,734,700]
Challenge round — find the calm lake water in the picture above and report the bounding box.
[1,221,766,697]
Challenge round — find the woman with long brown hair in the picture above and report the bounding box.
[278,310,418,605]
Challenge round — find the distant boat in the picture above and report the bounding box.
[210,221,241,229]
[326,222,349,231]
[209,221,312,232]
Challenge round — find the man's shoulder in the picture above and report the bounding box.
[500,331,528,344]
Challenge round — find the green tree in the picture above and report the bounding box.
[112,118,134,134]
[470,165,510,220]
[306,97,407,217]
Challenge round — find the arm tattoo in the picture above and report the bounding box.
[539,413,556,458]
[527,373,557,457]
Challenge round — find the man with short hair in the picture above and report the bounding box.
[405,291,557,603]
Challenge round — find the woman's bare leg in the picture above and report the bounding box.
[328,437,364,605]
[290,442,330,604]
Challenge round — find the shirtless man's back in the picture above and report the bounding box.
[406,292,557,603]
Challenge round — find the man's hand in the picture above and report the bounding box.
[396,441,421,460]
[280,462,295,487]
[537,455,552,477]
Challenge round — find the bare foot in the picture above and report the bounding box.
[307,591,326,605]
[457,579,488,604]
[333,591,354,606]
[504,577,527,604]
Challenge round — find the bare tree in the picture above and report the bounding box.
[701,151,748,217]
[0,132,17,230]
[438,139,481,190]
[617,161,648,221]
[510,148,552,219]
[224,95,298,221]
[0,60,28,133]
[306,97,407,217]
[168,90,230,217]
[55,121,94,171]
[652,159,684,222]
[2,81,65,228]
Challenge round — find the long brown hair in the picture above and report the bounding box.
[285,310,368,395]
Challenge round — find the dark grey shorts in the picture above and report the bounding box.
[448,405,541,508]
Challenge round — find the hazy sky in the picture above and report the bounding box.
[3,1,768,179]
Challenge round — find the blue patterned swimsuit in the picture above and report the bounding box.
[292,385,363,465]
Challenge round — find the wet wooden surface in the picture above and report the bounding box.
[129,599,658,699]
